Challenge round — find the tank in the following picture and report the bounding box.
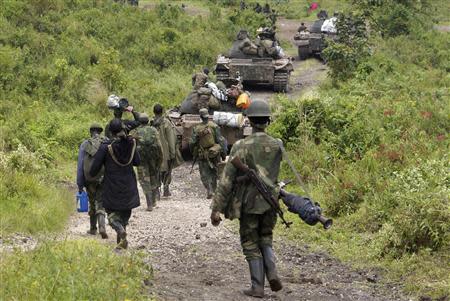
[294,19,337,60]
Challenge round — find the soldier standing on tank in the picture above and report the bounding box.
[192,68,209,91]
[210,101,283,298]
[135,113,163,211]
[298,22,307,32]
[77,123,108,239]
[152,104,180,197]
[190,108,226,199]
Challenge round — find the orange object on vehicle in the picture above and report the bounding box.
[236,93,251,109]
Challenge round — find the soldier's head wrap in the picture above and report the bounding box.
[109,118,125,138]
[89,123,103,133]
[138,113,150,125]
[199,108,209,119]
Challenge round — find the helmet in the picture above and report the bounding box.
[245,100,271,117]
[138,113,149,124]
[89,123,103,132]
[199,108,209,118]
[107,94,120,109]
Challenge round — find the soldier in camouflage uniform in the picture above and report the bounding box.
[210,101,283,298]
[192,68,209,91]
[190,108,226,199]
[135,113,163,211]
[76,123,108,239]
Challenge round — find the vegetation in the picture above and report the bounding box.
[0,240,152,300]
[269,0,449,298]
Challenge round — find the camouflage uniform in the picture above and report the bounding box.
[192,71,208,90]
[190,119,226,198]
[136,124,163,210]
[212,132,282,259]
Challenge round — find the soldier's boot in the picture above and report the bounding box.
[243,258,265,298]
[97,214,108,239]
[111,220,127,249]
[86,215,97,235]
[261,245,283,291]
[163,185,171,197]
[145,192,153,212]
[211,179,217,193]
[154,188,160,206]
[206,183,213,199]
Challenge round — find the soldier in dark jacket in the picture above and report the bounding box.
[90,118,141,249]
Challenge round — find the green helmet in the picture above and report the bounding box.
[89,123,103,132]
[245,100,271,117]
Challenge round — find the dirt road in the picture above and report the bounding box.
[65,163,407,301]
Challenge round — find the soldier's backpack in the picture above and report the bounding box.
[136,126,163,169]
[197,124,216,149]
[83,136,106,182]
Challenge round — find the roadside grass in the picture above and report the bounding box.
[0,239,152,301]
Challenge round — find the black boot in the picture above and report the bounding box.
[87,215,97,235]
[261,245,282,291]
[163,185,171,197]
[110,220,127,249]
[97,214,108,239]
[243,258,265,298]
[145,192,153,211]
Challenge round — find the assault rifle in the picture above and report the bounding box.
[230,156,293,228]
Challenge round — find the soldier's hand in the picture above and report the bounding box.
[210,211,222,227]
[125,106,134,112]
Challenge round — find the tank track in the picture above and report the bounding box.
[216,70,230,82]
[273,72,289,92]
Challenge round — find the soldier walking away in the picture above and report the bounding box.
[89,119,141,250]
[190,108,226,199]
[76,123,109,239]
[192,67,209,91]
[210,101,283,298]
[135,113,163,211]
[152,104,183,197]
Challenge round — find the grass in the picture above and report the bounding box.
[0,240,153,300]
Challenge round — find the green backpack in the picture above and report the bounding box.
[136,126,163,168]
[83,136,106,182]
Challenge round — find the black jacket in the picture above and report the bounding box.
[90,137,141,210]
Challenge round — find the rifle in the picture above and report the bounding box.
[230,156,293,228]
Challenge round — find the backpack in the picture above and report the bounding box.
[136,126,163,168]
[197,124,216,149]
[83,136,106,182]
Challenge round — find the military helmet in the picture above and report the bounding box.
[138,113,149,124]
[199,108,209,118]
[89,123,103,133]
[245,100,271,117]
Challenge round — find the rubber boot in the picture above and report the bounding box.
[110,220,127,249]
[243,258,265,298]
[145,192,153,212]
[261,245,283,291]
[163,185,171,197]
[206,183,213,199]
[87,215,97,235]
[153,188,160,206]
[97,214,108,239]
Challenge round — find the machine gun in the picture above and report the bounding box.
[230,156,293,228]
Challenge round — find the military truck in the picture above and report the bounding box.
[294,18,337,60]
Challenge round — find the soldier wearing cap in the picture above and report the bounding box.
[76,123,109,239]
[189,108,226,199]
[210,100,283,297]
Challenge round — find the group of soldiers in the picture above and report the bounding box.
[77,82,286,297]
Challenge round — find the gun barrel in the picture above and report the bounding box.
[318,215,333,230]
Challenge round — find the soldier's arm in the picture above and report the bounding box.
[213,125,227,155]
[89,143,107,178]
[165,120,176,160]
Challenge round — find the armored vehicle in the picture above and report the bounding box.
[214,29,293,92]
[294,18,337,60]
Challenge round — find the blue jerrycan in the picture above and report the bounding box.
[76,191,89,212]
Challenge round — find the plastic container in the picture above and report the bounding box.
[213,111,244,128]
[76,191,89,212]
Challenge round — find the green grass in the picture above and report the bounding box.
[0,240,152,300]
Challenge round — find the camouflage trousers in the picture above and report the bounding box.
[85,181,105,217]
[137,164,161,194]
[160,161,172,188]
[239,210,277,260]
[198,157,219,190]
[106,209,131,229]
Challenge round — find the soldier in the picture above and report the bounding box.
[298,22,307,32]
[76,123,108,239]
[152,103,182,197]
[190,108,226,199]
[135,113,163,211]
[210,101,283,297]
[192,68,209,91]
[89,119,141,249]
